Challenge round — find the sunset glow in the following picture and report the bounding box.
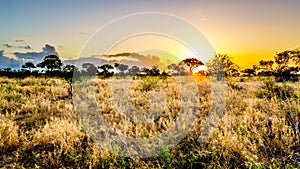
[193,65,208,73]
[1,1,300,69]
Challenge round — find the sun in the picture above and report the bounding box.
[193,65,208,73]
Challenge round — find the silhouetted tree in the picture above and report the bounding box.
[138,67,150,76]
[82,63,97,76]
[274,49,300,81]
[37,55,62,72]
[63,64,79,98]
[206,54,239,78]
[148,65,160,76]
[259,60,274,69]
[258,60,274,76]
[98,64,114,77]
[115,63,128,75]
[181,58,204,75]
[128,65,140,75]
[22,62,36,71]
[167,63,186,76]
[3,68,11,73]
[242,68,256,76]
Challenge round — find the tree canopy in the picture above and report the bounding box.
[22,62,36,71]
[37,55,62,71]
[206,54,239,77]
[81,63,98,76]
[181,58,204,75]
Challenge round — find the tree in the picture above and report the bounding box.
[148,65,160,76]
[259,60,274,69]
[274,49,300,81]
[98,64,114,77]
[81,63,98,76]
[22,62,36,71]
[128,66,140,75]
[181,58,204,75]
[63,64,79,98]
[242,68,256,76]
[167,63,186,76]
[206,54,239,77]
[115,63,128,75]
[37,55,63,72]
[3,67,11,72]
[258,60,274,76]
[37,55,62,72]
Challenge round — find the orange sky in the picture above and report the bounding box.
[1,1,300,69]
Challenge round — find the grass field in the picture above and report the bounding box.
[0,76,299,168]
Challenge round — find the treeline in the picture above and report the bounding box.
[0,56,201,79]
[0,48,299,82]
[206,48,300,82]
[0,55,167,79]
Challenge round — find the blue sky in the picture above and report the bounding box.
[1,0,300,68]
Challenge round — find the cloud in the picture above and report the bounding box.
[2,44,13,48]
[128,53,165,68]
[104,52,132,57]
[0,50,22,69]
[14,44,58,63]
[2,43,31,49]
[17,45,32,49]
[15,40,25,42]
[99,52,166,68]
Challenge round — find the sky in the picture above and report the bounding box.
[1,0,300,69]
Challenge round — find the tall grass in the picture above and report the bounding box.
[0,76,299,168]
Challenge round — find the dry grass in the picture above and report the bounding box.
[0,76,299,168]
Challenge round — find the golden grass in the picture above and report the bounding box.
[0,76,299,168]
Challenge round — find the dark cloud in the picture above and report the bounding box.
[17,45,32,49]
[2,43,31,49]
[96,52,166,68]
[65,52,166,69]
[0,50,22,69]
[102,52,133,58]
[14,44,58,63]
[128,53,165,68]
[15,40,25,42]
[2,44,13,48]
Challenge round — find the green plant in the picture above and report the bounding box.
[135,76,160,91]
[227,81,243,90]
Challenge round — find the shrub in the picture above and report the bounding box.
[256,79,298,100]
[135,76,160,91]
[227,81,243,91]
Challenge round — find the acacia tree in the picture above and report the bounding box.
[98,64,114,77]
[206,54,239,77]
[148,65,160,76]
[181,58,204,75]
[37,55,63,73]
[258,60,274,76]
[274,49,300,81]
[167,63,186,76]
[115,63,128,75]
[128,65,140,75]
[22,62,36,71]
[81,63,98,76]
[3,68,11,72]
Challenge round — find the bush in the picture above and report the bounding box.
[256,79,298,100]
[135,76,160,91]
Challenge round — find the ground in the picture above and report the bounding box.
[0,76,299,168]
